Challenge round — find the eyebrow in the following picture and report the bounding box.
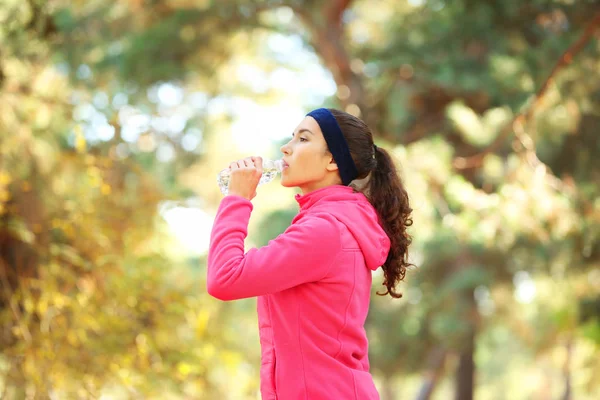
[293,129,314,136]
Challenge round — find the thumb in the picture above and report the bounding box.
[252,156,263,173]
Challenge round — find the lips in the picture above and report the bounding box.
[282,160,290,169]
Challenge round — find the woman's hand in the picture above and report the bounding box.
[227,156,263,201]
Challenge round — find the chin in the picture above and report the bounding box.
[280,175,298,188]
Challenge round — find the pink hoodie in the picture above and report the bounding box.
[208,185,391,399]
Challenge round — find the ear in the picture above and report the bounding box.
[326,155,339,172]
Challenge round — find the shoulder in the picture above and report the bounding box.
[292,211,341,233]
[286,212,342,247]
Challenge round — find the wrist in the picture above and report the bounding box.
[227,191,252,201]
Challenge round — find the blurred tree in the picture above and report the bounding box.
[0,0,264,397]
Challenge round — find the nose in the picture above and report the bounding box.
[280,142,291,155]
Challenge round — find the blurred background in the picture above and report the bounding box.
[0,0,599,399]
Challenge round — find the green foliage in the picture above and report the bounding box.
[254,208,297,247]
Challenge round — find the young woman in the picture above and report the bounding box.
[207,108,413,399]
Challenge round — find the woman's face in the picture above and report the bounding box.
[280,116,341,194]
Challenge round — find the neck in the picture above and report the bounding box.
[299,174,343,195]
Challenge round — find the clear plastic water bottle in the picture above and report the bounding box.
[217,159,285,195]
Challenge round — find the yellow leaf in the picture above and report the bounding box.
[74,126,87,153]
[67,331,78,345]
[37,298,48,315]
[0,171,11,185]
[196,309,210,337]
[177,362,192,376]
[24,297,34,313]
[0,189,10,203]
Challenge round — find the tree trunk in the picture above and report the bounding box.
[561,339,573,400]
[292,1,383,136]
[415,346,447,400]
[381,375,395,400]
[454,324,475,400]
[452,251,479,400]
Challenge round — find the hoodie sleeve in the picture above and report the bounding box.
[207,195,341,300]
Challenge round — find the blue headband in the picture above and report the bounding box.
[306,108,358,186]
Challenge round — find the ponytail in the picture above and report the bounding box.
[367,146,413,298]
[328,108,413,298]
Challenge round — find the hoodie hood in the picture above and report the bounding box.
[295,185,390,270]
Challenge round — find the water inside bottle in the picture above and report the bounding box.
[217,159,284,195]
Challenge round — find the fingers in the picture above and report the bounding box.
[229,157,261,170]
[243,157,254,168]
[252,156,263,173]
[251,156,263,167]
[229,159,251,170]
[226,157,262,201]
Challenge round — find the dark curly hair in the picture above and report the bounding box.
[329,108,414,298]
